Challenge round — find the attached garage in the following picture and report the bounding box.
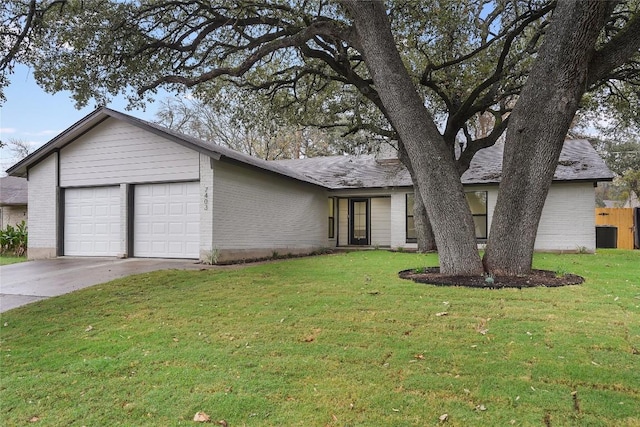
[8,107,331,262]
[64,186,121,256]
[133,182,200,258]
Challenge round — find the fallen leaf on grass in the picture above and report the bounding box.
[475,404,487,411]
[193,411,210,422]
[439,413,449,422]
[414,354,425,360]
[85,325,93,332]
[29,416,40,422]
[302,328,322,342]
[435,312,448,317]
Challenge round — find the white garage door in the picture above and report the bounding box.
[64,186,121,256]
[134,182,200,258]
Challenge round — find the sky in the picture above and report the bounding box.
[0,64,161,174]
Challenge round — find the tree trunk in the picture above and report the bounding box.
[344,1,481,275]
[413,189,437,252]
[397,140,436,252]
[484,0,613,275]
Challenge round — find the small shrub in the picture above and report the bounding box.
[271,251,280,259]
[576,246,589,254]
[202,248,220,265]
[0,220,28,256]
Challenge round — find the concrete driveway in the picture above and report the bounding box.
[0,257,205,313]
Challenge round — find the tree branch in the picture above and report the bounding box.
[588,11,640,87]
[137,19,353,94]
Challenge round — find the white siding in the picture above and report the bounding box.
[370,197,391,246]
[211,161,327,258]
[385,184,594,252]
[535,182,596,251]
[27,153,58,259]
[59,118,199,187]
[338,198,349,246]
[199,154,214,259]
[390,192,414,249]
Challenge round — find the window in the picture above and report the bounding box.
[405,191,488,241]
[406,194,416,243]
[466,191,488,239]
[328,197,335,238]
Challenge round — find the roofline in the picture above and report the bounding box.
[6,107,328,189]
[326,177,613,192]
[7,107,613,188]
[6,108,108,177]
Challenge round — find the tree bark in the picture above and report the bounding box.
[484,0,614,275]
[397,140,436,252]
[343,1,482,275]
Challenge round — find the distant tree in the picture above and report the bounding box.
[588,136,640,203]
[6,137,33,160]
[589,138,640,176]
[154,95,372,160]
[620,170,640,201]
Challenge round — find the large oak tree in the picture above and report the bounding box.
[4,0,640,275]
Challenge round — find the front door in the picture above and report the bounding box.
[350,199,369,245]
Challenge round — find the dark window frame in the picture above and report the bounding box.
[328,197,335,239]
[405,191,488,242]
[349,198,370,245]
[406,193,417,243]
[466,191,488,240]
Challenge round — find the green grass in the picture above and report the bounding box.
[1,250,638,426]
[0,255,27,266]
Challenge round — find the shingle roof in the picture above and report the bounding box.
[7,107,613,190]
[0,176,28,205]
[274,139,614,189]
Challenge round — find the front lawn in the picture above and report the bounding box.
[1,250,638,426]
[0,255,27,266]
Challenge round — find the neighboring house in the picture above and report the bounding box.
[7,107,614,261]
[0,176,28,229]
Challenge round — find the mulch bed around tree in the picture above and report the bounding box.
[399,267,584,288]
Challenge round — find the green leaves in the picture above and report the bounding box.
[0,219,27,256]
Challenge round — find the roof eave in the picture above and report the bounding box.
[6,107,328,189]
[6,107,112,177]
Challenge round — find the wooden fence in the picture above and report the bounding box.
[595,208,635,249]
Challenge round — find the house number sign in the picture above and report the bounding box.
[204,187,209,211]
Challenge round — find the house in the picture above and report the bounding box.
[7,107,614,261]
[0,176,28,229]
